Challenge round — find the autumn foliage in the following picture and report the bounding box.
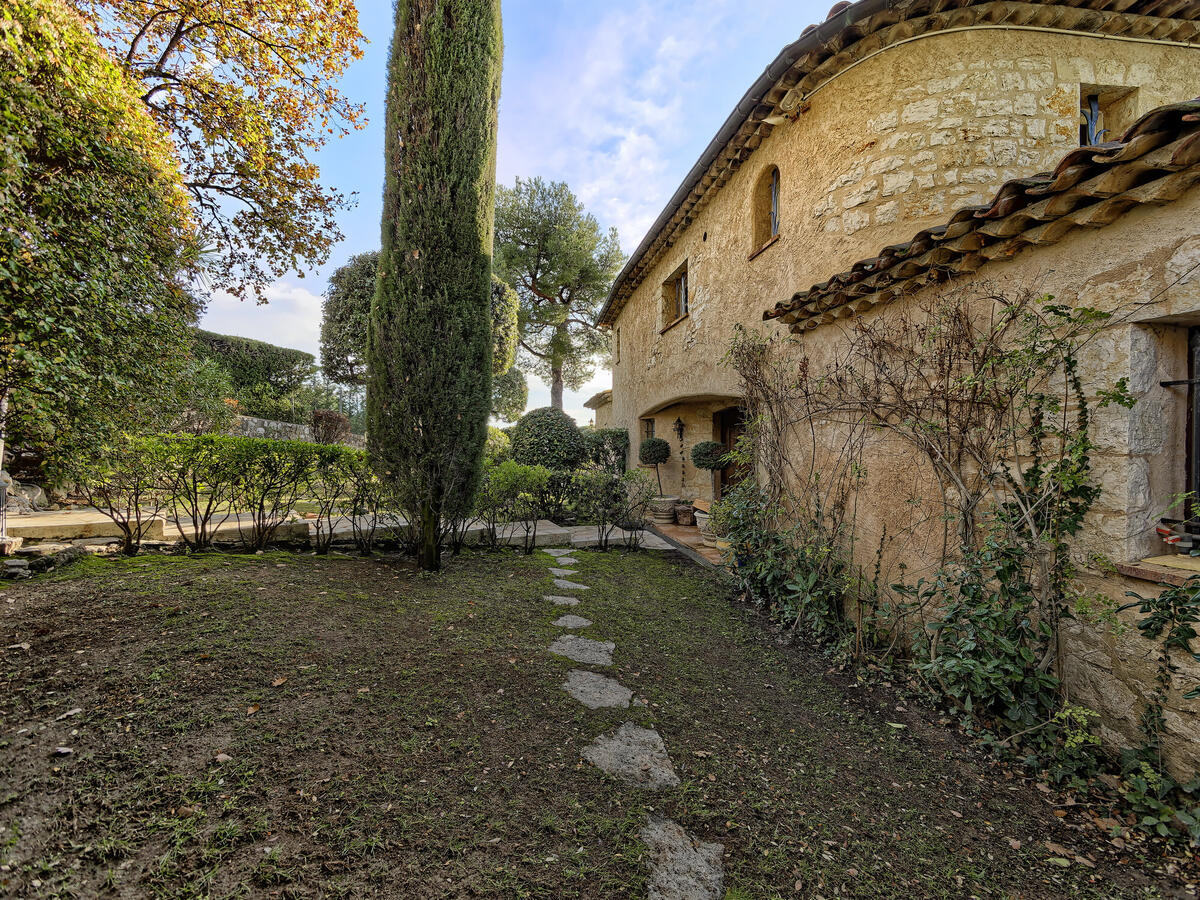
[70,0,366,300]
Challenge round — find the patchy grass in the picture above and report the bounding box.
[0,548,1182,898]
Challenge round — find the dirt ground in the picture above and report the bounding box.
[0,548,1192,898]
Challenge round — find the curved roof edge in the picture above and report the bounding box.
[596,0,1200,327]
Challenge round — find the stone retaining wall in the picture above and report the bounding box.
[229,415,366,450]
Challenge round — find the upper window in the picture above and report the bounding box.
[661,262,688,326]
[752,165,781,252]
[1079,86,1138,147]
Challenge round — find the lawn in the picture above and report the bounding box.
[0,547,1181,898]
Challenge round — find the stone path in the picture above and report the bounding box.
[553,578,589,591]
[641,817,725,900]
[548,634,615,666]
[562,670,632,709]
[552,614,591,628]
[539,548,724,898]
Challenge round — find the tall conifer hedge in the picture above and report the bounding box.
[368,0,503,570]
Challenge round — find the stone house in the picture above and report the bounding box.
[597,0,1200,770]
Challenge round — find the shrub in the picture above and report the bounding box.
[227,438,320,551]
[511,407,586,470]
[639,437,670,465]
[584,428,630,474]
[344,451,387,556]
[574,467,654,550]
[895,535,1060,732]
[475,460,551,553]
[485,426,511,465]
[690,440,728,470]
[716,479,849,650]
[161,433,238,550]
[638,437,671,495]
[194,330,316,400]
[64,435,173,556]
[305,443,357,553]
[311,409,351,445]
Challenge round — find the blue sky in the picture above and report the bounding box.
[201,0,831,424]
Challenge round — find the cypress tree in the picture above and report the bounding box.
[369,0,503,571]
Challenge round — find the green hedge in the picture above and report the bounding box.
[194,329,316,397]
[511,407,586,470]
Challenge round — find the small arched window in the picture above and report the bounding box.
[752,166,780,253]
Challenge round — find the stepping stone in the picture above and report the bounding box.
[553,578,590,591]
[563,670,632,709]
[544,548,574,557]
[641,816,725,900]
[582,723,679,790]
[548,567,577,577]
[545,595,580,606]
[552,614,592,628]
[548,635,614,666]
[554,556,579,566]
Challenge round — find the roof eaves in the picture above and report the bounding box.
[763,99,1200,331]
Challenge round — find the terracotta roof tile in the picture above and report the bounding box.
[764,100,1200,332]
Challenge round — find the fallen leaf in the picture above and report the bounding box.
[1007,838,1022,850]
[1046,857,1071,868]
[52,746,73,756]
[1044,842,1071,856]
[247,704,260,717]
[357,687,369,694]
[215,753,232,764]
[56,708,83,720]
[886,722,906,729]
[271,677,287,688]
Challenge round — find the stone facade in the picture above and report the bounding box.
[607,28,1200,503]
[602,20,1200,772]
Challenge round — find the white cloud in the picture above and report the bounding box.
[200,281,325,358]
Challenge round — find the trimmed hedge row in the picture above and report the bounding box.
[64,433,378,556]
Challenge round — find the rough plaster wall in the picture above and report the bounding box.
[789,193,1200,774]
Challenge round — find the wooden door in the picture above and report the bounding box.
[715,407,747,501]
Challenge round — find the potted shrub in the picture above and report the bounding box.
[639,437,677,523]
[690,440,729,499]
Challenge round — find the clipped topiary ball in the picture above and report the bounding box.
[690,440,729,470]
[639,437,671,466]
[511,406,586,470]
